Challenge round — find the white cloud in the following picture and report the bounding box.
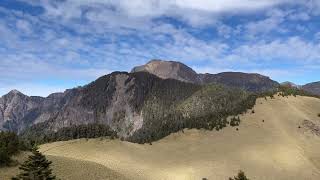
[23,0,292,27]
[16,19,33,34]
[0,0,319,96]
[288,12,310,21]
[244,8,288,38]
[315,32,320,41]
[225,37,320,65]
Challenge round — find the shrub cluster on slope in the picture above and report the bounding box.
[20,123,117,145]
[278,85,320,98]
[229,170,250,180]
[0,132,28,166]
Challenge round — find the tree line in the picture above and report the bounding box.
[0,131,28,166]
[20,123,117,145]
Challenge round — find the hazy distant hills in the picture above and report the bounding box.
[0,59,319,143]
[132,59,279,93]
[280,81,301,88]
[302,82,320,96]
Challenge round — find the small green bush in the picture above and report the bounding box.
[230,117,240,127]
[229,170,250,180]
[0,131,24,166]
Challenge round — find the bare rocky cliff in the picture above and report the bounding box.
[0,72,161,138]
[0,89,74,133]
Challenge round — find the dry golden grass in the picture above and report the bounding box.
[2,95,320,180]
[46,155,128,180]
[0,152,127,180]
[0,152,30,180]
[39,96,320,180]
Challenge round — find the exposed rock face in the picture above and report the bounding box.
[0,89,73,132]
[0,90,43,132]
[131,60,199,83]
[302,82,320,96]
[0,72,161,138]
[132,60,279,93]
[46,72,151,138]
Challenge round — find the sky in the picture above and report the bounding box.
[0,0,320,97]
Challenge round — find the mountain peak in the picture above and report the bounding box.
[3,89,26,97]
[8,89,22,94]
[131,59,198,83]
[131,59,279,92]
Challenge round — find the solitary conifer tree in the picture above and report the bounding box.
[12,147,56,180]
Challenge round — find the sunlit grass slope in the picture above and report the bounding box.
[11,95,320,180]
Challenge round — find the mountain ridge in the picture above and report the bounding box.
[131,59,279,93]
[2,59,318,144]
[302,81,320,96]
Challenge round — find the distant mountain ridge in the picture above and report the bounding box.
[1,71,256,143]
[132,59,279,93]
[281,81,301,88]
[279,81,320,96]
[302,81,320,96]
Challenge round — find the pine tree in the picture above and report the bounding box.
[12,147,56,180]
[0,147,11,166]
[229,170,249,180]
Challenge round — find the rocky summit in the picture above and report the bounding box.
[132,59,279,93]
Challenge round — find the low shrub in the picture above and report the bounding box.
[230,117,241,127]
[229,170,250,180]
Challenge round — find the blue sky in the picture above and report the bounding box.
[0,0,320,97]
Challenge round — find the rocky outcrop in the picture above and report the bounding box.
[0,90,43,132]
[131,59,199,83]
[0,89,75,133]
[131,60,279,93]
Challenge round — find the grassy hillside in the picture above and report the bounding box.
[33,95,320,180]
[0,151,128,180]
